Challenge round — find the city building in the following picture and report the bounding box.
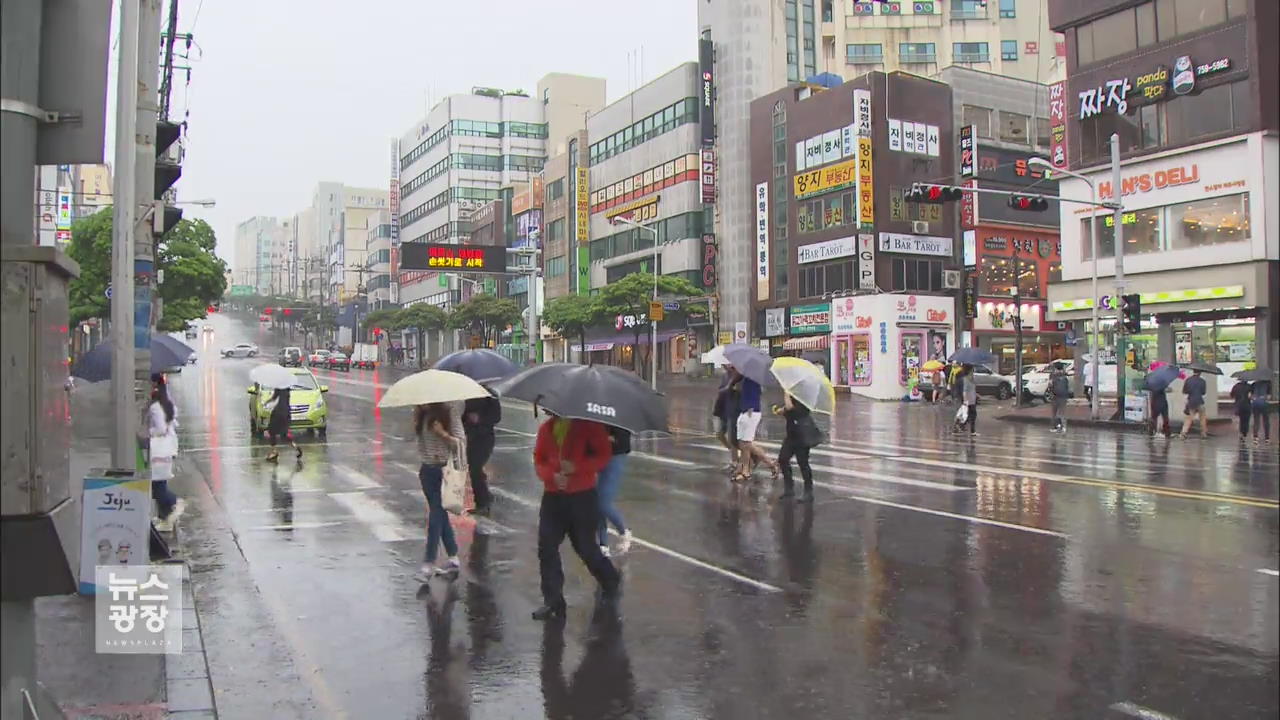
[232,216,291,296]
[823,0,1066,85]
[364,209,393,309]
[750,72,962,399]
[1045,0,1277,405]
[36,164,111,248]
[540,130,588,304]
[576,62,715,373]
[293,182,388,306]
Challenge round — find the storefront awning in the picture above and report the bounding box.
[782,335,830,351]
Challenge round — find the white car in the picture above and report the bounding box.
[221,342,259,358]
[1023,361,1074,401]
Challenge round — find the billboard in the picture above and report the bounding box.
[575,167,589,243]
[1047,80,1069,169]
[699,39,715,146]
[755,181,769,301]
[400,243,508,272]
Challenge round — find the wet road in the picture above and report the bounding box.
[166,315,1279,720]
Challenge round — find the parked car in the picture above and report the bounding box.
[280,347,304,367]
[247,367,328,437]
[1022,361,1074,402]
[972,365,1018,400]
[221,342,259,358]
[184,326,198,339]
[326,352,351,372]
[308,349,331,367]
[351,343,377,369]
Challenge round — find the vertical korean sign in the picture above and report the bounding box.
[576,168,590,295]
[1047,80,1069,169]
[853,89,874,227]
[700,148,716,204]
[699,39,715,146]
[755,182,769,301]
[389,138,401,304]
[958,125,977,230]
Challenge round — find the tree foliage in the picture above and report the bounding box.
[543,294,603,364]
[449,294,521,346]
[66,210,114,326]
[595,273,703,374]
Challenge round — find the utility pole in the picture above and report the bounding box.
[110,0,141,468]
[1110,133,1128,418]
[158,0,179,121]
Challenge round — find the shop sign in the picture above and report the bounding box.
[615,312,649,330]
[797,235,856,264]
[963,230,976,268]
[794,157,857,199]
[719,331,733,345]
[830,296,858,333]
[575,167,589,243]
[756,182,769,300]
[857,137,874,225]
[605,195,660,223]
[577,246,590,295]
[879,321,888,354]
[857,234,876,290]
[789,303,831,334]
[959,178,976,230]
[400,243,507,272]
[974,300,1040,332]
[701,233,717,289]
[893,294,950,324]
[853,89,872,138]
[982,234,1060,259]
[795,127,854,171]
[964,273,978,320]
[765,307,787,337]
[1097,164,1198,201]
[958,125,976,178]
[1050,285,1244,313]
[700,149,716,204]
[56,188,73,230]
[699,39,715,145]
[887,119,940,157]
[1047,81,1068,169]
[878,232,952,257]
[1078,54,1233,120]
[734,322,749,343]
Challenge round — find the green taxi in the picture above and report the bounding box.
[248,367,329,437]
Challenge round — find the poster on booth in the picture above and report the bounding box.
[80,472,153,594]
[734,322,749,344]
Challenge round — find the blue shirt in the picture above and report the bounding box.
[739,378,762,412]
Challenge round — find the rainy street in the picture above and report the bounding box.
[156,314,1279,720]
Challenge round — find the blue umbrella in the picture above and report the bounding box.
[948,346,995,366]
[1143,364,1181,392]
[433,348,518,382]
[71,335,195,382]
[721,343,777,386]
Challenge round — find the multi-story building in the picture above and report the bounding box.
[1045,0,1277,404]
[364,209,393,309]
[823,0,1066,84]
[291,183,387,305]
[751,72,962,399]
[232,216,291,296]
[541,130,588,304]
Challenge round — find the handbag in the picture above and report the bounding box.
[795,414,826,448]
[441,442,468,515]
[955,404,969,425]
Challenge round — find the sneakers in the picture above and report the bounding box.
[532,602,566,621]
[414,563,434,583]
[171,498,186,522]
[436,557,461,577]
[617,530,632,555]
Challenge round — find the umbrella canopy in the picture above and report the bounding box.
[71,335,196,382]
[921,359,947,372]
[948,346,996,366]
[490,363,669,434]
[721,344,776,386]
[377,369,491,408]
[1231,367,1274,383]
[1143,364,1182,392]
[433,348,518,382]
[770,357,836,414]
[250,363,298,390]
[1181,361,1223,375]
[700,345,729,366]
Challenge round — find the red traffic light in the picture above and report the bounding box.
[263,307,274,315]
[206,305,216,313]
[1008,195,1049,212]
[283,308,291,316]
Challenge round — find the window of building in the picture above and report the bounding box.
[798,259,854,299]
[1081,207,1163,260]
[823,0,833,22]
[547,218,565,243]
[953,42,990,62]
[1165,82,1236,144]
[847,43,884,64]
[899,42,937,63]
[1136,2,1157,45]
[546,256,567,278]
[1001,39,1018,60]
[546,179,565,203]
[1168,0,1227,36]
[1034,117,1051,149]
[998,111,1030,144]
[1167,193,1250,250]
[951,0,986,18]
[999,0,1015,17]
[891,259,944,292]
[963,105,993,138]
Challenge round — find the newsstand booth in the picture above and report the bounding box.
[830,293,956,400]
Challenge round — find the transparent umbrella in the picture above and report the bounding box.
[769,357,836,414]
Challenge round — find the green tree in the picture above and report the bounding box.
[66,210,113,325]
[596,272,702,377]
[397,304,450,366]
[449,294,521,348]
[543,294,602,364]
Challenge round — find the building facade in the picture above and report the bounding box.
[1046,0,1278,393]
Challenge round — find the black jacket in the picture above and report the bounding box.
[463,396,502,437]
[608,426,632,456]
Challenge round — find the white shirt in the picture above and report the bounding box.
[148,402,179,459]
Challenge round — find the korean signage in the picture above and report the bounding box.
[789,303,831,334]
[734,321,749,343]
[764,307,787,337]
[964,272,978,320]
[853,89,872,138]
[755,182,769,301]
[830,296,859,333]
[605,195,660,223]
[1051,285,1244,313]
[857,233,876,290]
[699,39,715,146]
[575,167,589,243]
[701,233,717,289]
[57,187,73,229]
[958,125,976,178]
[878,232,952,257]
[857,138,874,225]
[389,139,401,247]
[94,564,184,654]
[80,473,152,594]
[1047,81,1068,169]
[982,234,1060,260]
[960,178,976,230]
[400,243,507,272]
[887,119,939,157]
[795,124,859,172]
[700,148,716,204]
[794,158,857,199]
[892,294,951,325]
[590,153,698,214]
[797,235,856,264]
[577,246,590,295]
[1077,54,1232,119]
[510,176,544,216]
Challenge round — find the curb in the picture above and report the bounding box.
[998,412,1234,433]
[160,538,218,718]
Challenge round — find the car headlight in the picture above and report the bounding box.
[314,395,325,408]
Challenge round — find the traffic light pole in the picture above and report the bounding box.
[1110,133,1129,418]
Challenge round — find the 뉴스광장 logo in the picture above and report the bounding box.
[1172,55,1195,96]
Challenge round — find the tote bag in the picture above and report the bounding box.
[441,441,468,515]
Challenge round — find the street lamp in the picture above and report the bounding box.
[1028,156,1101,421]
[610,215,660,390]
[177,198,216,208]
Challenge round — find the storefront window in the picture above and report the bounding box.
[900,332,923,389]
[1049,261,1062,283]
[852,335,871,385]
[1082,207,1162,259]
[1168,193,1250,249]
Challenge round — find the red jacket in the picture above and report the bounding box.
[534,418,613,494]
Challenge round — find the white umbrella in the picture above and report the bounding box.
[250,363,297,389]
[701,345,729,366]
[378,369,491,408]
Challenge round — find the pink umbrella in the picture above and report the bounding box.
[1148,360,1186,378]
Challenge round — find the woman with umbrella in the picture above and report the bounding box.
[1229,375,1253,441]
[957,364,978,435]
[414,401,465,580]
[769,357,832,502]
[250,365,305,464]
[147,373,184,530]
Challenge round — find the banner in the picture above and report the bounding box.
[699,39,715,146]
[701,233,718,289]
[577,246,590,295]
[1047,80,1069,169]
[960,178,976,229]
[57,187,73,230]
[755,182,769,301]
[857,138,874,226]
[700,148,716,204]
[764,307,787,337]
[959,125,976,178]
[734,321,749,344]
[79,473,152,594]
[794,158,857,199]
[857,233,876,290]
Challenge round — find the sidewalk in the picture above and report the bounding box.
[997,399,1234,434]
[34,383,217,719]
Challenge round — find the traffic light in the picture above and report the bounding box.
[1007,194,1049,212]
[263,307,273,315]
[1121,293,1141,333]
[904,183,964,203]
[283,308,291,316]
[154,120,183,235]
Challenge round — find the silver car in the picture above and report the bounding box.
[221,342,259,358]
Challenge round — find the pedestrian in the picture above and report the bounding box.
[263,385,302,463]
[596,426,632,557]
[733,373,780,483]
[531,412,620,620]
[713,365,740,474]
[1230,377,1252,441]
[1049,362,1070,433]
[1251,379,1273,446]
[463,389,501,516]
[773,392,821,502]
[948,363,963,404]
[146,374,185,531]
[1149,385,1172,438]
[414,401,465,581]
[959,364,979,435]
[1179,369,1209,439]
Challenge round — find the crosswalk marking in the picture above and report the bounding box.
[327,492,417,542]
[334,464,381,490]
[245,521,345,531]
[829,493,1068,538]
[691,442,970,493]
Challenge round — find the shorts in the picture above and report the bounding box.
[736,411,762,442]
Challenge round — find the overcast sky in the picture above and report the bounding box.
[148,0,698,267]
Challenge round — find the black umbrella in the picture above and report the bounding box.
[721,343,776,386]
[1181,361,1223,375]
[1143,364,1181,392]
[433,348,518,382]
[948,346,995,366]
[489,363,669,434]
[72,335,196,382]
[1230,367,1274,383]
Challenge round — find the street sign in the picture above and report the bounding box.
[105,284,112,299]
[649,301,665,322]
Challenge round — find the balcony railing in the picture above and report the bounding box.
[950,9,988,20]
[846,53,884,64]
[954,52,991,63]
[900,53,938,64]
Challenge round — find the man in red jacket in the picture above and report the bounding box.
[531,413,621,620]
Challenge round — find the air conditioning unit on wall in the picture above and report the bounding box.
[942,270,962,289]
[912,221,929,233]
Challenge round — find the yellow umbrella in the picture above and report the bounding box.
[769,356,836,414]
[922,359,946,372]
[377,369,491,407]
